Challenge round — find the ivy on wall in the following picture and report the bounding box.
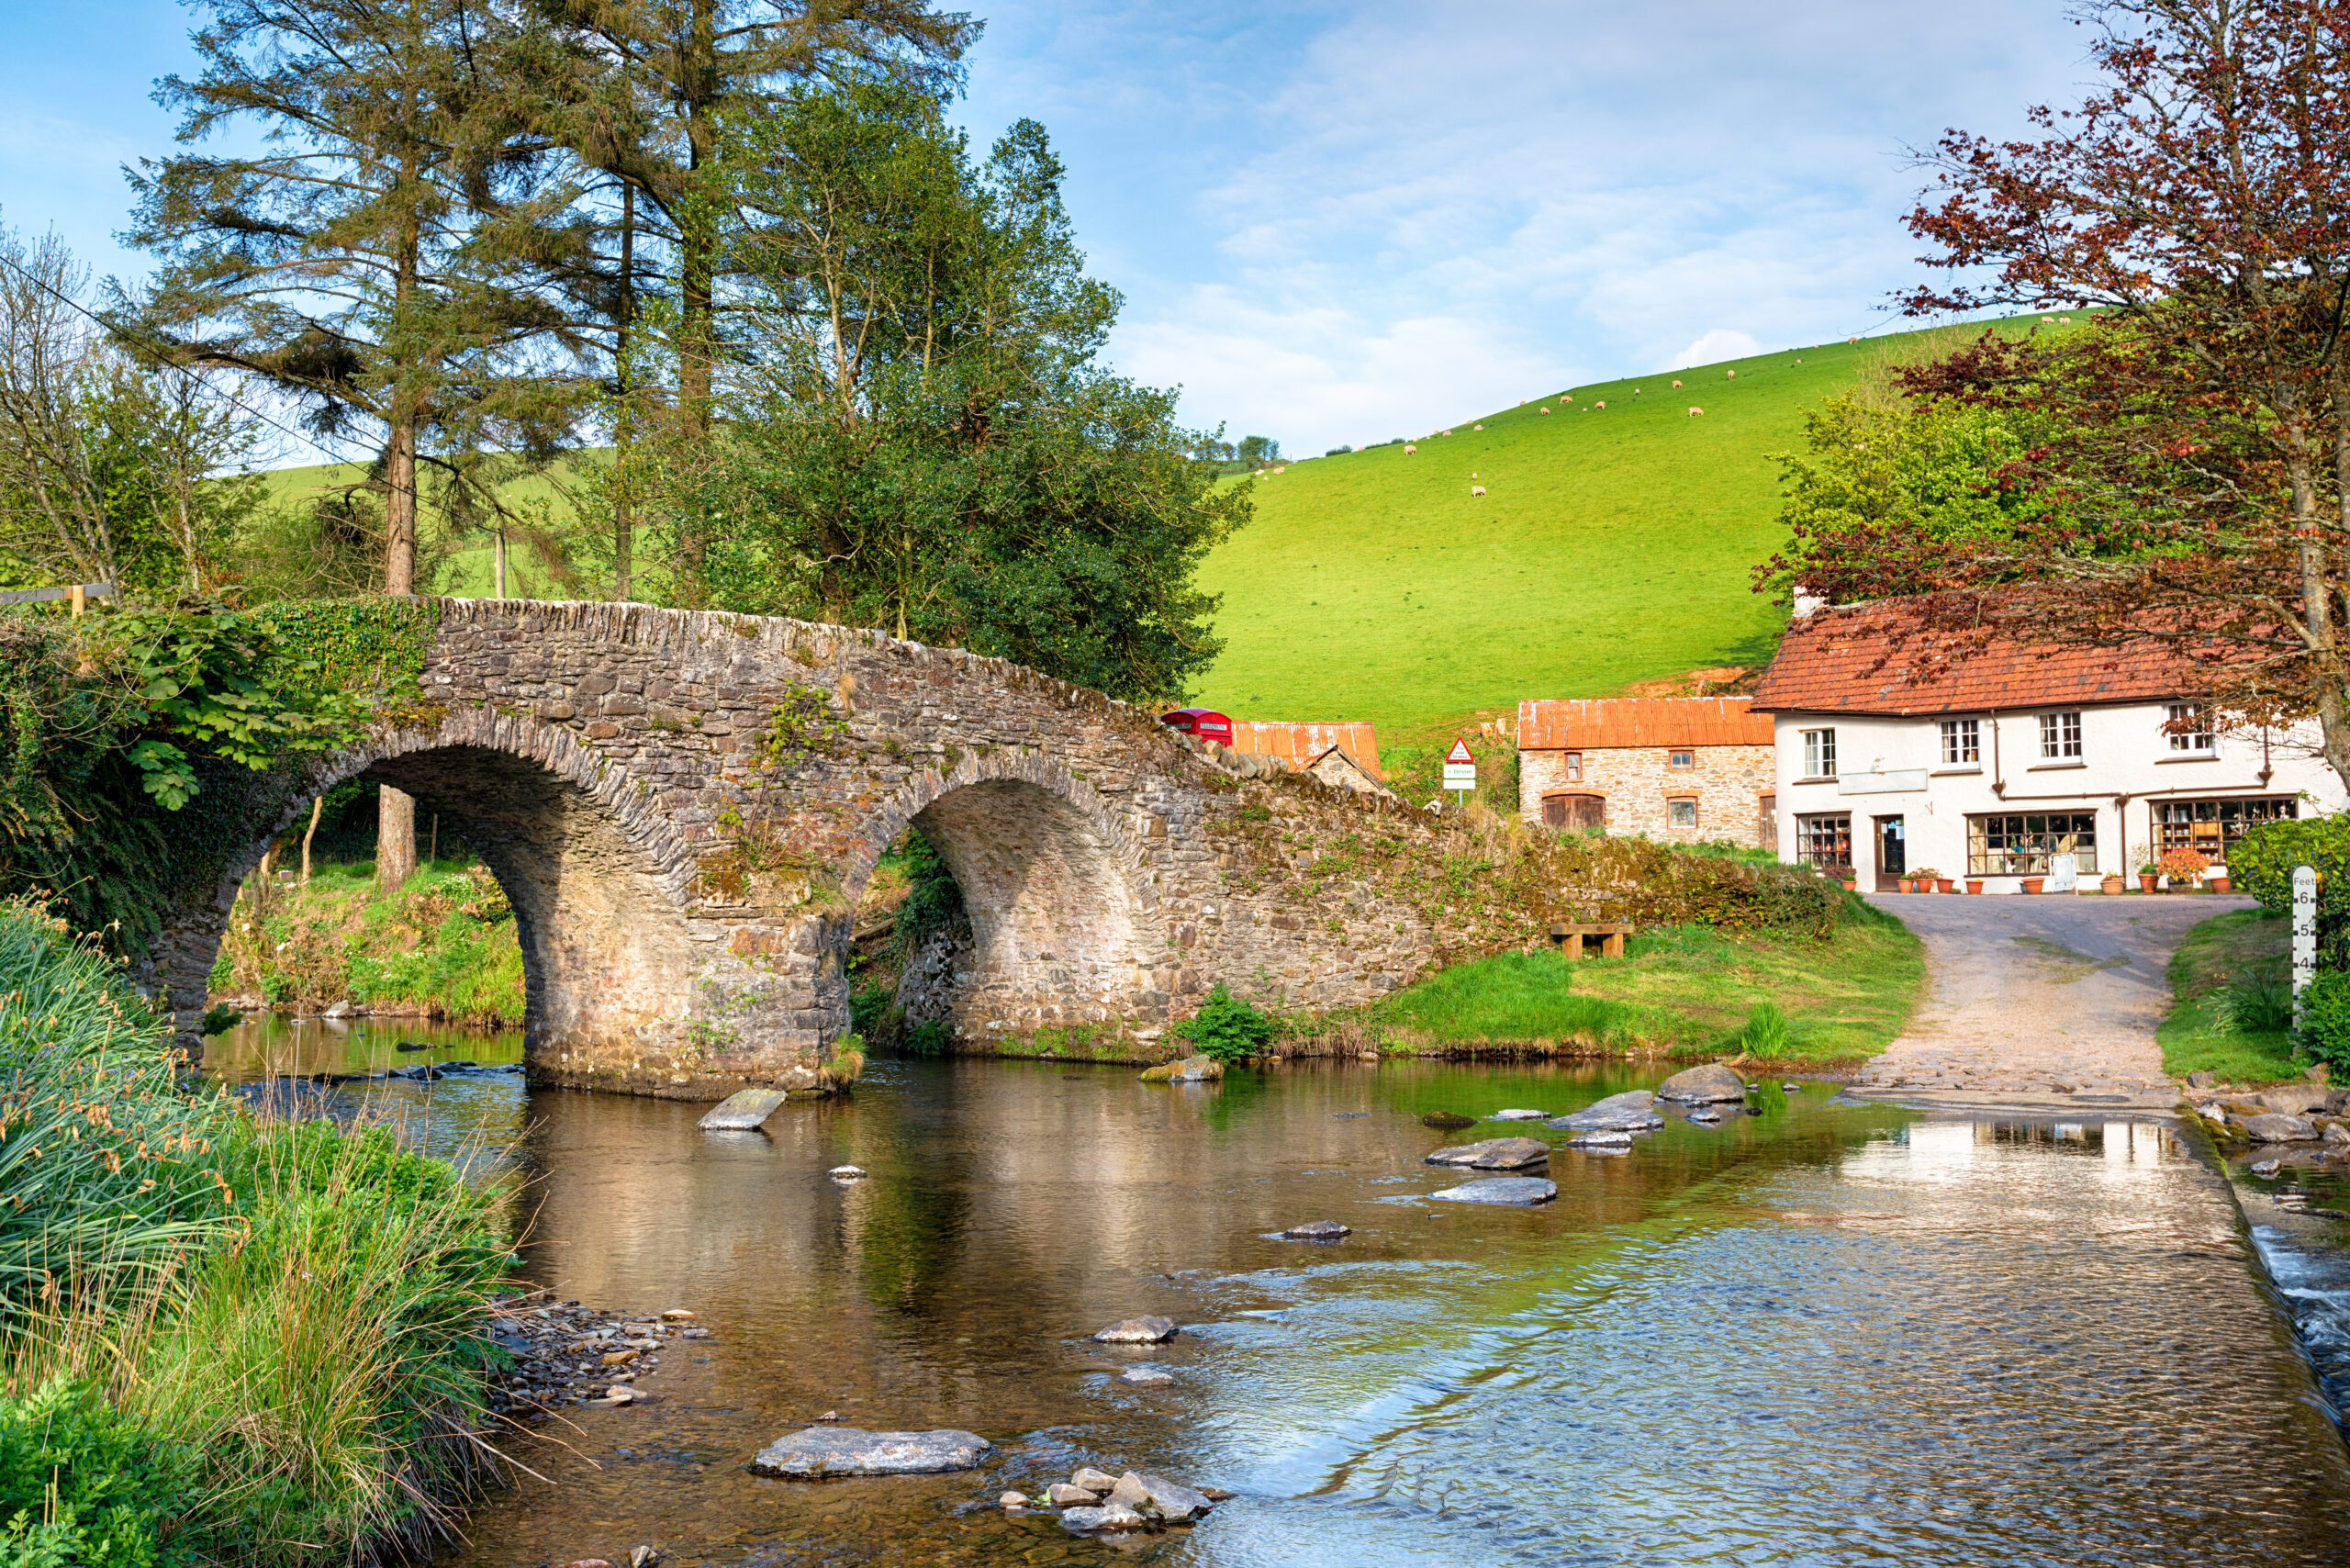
[0,598,441,957]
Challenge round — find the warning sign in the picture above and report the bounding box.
[1442,738,1475,792]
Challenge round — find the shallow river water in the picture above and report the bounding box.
[207,1023,2350,1567]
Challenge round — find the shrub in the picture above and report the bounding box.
[905,1019,953,1056]
[0,1377,197,1568]
[2230,815,2350,965]
[1175,984,1275,1062]
[2301,969,2350,1071]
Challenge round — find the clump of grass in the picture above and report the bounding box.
[1737,1001,1790,1057]
[1371,951,1633,1047]
[2160,910,2302,1082]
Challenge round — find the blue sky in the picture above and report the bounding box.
[2,0,2085,459]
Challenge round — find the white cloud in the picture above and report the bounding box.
[1670,329,1763,370]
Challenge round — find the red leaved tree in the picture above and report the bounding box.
[1775,0,2350,789]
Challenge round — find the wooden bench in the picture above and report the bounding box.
[1549,921,1631,959]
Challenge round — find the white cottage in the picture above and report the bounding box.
[1750,599,2345,891]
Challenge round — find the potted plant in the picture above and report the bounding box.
[2160,846,2210,891]
[2100,870,2126,896]
[1897,875,1915,893]
[1830,862,1857,891]
[2209,866,2232,894]
[2137,860,2159,893]
[1911,866,1946,893]
[2020,875,2045,894]
[1964,877,1985,894]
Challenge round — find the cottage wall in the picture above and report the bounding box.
[1519,744,1776,846]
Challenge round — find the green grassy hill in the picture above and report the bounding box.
[1190,330,1915,750]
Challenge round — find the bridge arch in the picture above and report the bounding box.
[846,749,1158,1045]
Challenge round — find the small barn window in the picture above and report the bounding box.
[1564,751,1583,781]
[1668,749,1695,769]
[1668,798,1698,827]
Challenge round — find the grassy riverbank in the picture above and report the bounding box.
[1,901,514,1565]
[1354,894,1923,1066]
[211,857,526,1025]
[2159,908,2300,1084]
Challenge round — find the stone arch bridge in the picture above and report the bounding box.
[140,600,1441,1098]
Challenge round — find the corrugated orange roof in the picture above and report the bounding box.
[1229,721,1385,779]
[1516,697,1773,750]
[1750,602,2205,716]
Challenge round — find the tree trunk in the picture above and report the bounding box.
[300,794,323,885]
[614,185,636,602]
[386,417,418,593]
[377,785,417,892]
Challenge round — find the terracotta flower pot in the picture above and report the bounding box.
[1841,879,1857,891]
[1897,878,1915,893]
[2020,877,2045,895]
[2209,874,2232,894]
[1936,878,1955,893]
[1965,879,1984,894]
[2138,874,2158,892]
[2101,875,2124,896]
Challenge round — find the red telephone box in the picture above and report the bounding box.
[1160,708,1235,745]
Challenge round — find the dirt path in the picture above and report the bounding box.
[1843,892,2255,1114]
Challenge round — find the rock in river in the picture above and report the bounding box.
[1429,1177,1557,1205]
[699,1089,789,1131]
[2245,1114,2321,1143]
[747,1427,991,1476]
[1281,1220,1351,1240]
[1549,1090,1661,1132]
[1119,1367,1174,1387]
[1093,1316,1178,1343]
[1140,1054,1224,1083]
[1657,1063,1748,1103]
[1419,1112,1478,1129]
[1569,1129,1632,1150]
[1489,1108,1548,1121]
[1424,1137,1550,1170]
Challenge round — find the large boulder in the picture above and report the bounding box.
[698,1089,789,1130]
[1140,1054,1224,1083]
[1550,1090,1662,1131]
[747,1427,991,1476]
[1429,1177,1557,1205]
[1424,1137,1550,1170]
[2245,1114,2320,1143]
[1134,1473,1215,1522]
[1281,1220,1351,1240]
[1657,1063,1748,1103]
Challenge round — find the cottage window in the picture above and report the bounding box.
[1795,812,1852,869]
[1939,718,1980,767]
[2165,702,2215,754]
[2039,711,2083,760]
[1668,749,1695,769]
[1967,812,2098,877]
[1801,728,1836,778]
[1564,751,1583,782]
[1668,798,1699,827]
[2154,797,2294,857]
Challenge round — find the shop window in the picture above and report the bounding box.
[1968,812,2098,876]
[2165,703,2215,754]
[1668,798,1698,827]
[2154,797,2294,856]
[1940,717,1979,766]
[1795,812,1851,868]
[2039,711,2083,760]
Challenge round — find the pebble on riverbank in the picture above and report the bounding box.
[485,1290,708,1416]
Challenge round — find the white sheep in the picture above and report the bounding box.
[1473,422,1483,431]
[1726,369,1736,379]
[1404,443,1417,454]
[1471,485,1486,497]
[1687,406,1705,417]
[1595,399,1606,409]
[1672,378,1683,388]
[1539,407,1550,414]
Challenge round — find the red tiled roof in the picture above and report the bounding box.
[1749,601,2202,716]
[1516,697,1773,750]
[1229,721,1384,779]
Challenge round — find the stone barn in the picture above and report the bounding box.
[1516,697,1776,846]
[1227,721,1390,796]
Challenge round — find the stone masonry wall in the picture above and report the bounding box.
[146,600,1448,1099]
[1519,744,1775,847]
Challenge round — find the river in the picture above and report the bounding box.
[208,1017,2350,1566]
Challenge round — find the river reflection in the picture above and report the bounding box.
[203,1041,2350,1565]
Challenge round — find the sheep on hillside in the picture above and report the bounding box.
[1539,407,1550,414]
[1726,369,1736,379]
[1671,378,1683,388]
[1471,485,1487,497]
[1404,443,1416,454]
[1687,407,1705,417]
[1594,400,1606,409]
[1473,423,1483,431]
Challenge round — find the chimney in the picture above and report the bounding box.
[1792,585,1828,620]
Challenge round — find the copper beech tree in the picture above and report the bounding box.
[1766,0,2350,790]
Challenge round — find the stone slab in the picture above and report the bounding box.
[1429,1176,1557,1205]
[747,1426,992,1476]
[699,1089,789,1130]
